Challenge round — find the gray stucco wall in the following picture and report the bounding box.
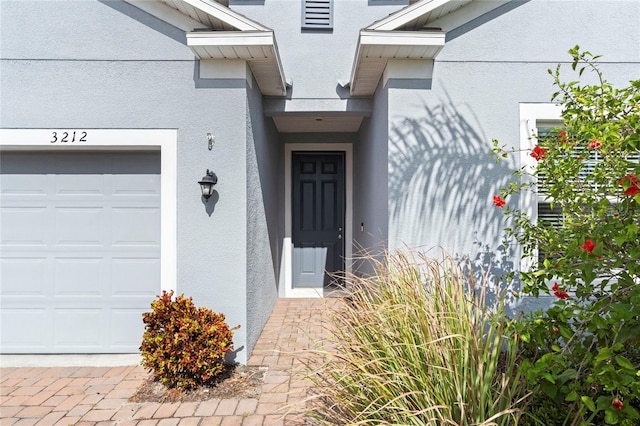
[4,0,638,358]
[245,70,281,357]
[384,0,640,309]
[231,0,404,100]
[354,80,389,275]
[0,0,257,362]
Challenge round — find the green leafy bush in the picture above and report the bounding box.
[308,251,526,425]
[493,47,640,425]
[140,290,237,389]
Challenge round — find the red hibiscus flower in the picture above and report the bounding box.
[558,131,568,143]
[493,195,506,208]
[530,145,548,161]
[587,139,601,149]
[612,398,623,411]
[619,174,640,196]
[552,282,570,300]
[580,239,597,254]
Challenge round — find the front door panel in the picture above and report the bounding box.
[292,152,345,288]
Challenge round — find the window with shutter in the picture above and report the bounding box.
[302,0,333,29]
[537,125,639,194]
[520,104,639,280]
[531,123,639,266]
[535,126,565,265]
[536,201,563,263]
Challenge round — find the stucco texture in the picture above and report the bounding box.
[0,0,275,363]
[381,0,639,310]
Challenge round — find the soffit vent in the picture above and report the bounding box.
[302,0,333,29]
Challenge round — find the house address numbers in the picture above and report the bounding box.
[50,130,88,144]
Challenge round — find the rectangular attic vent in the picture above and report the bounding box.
[302,0,333,29]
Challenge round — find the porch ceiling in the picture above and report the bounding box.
[272,114,364,133]
[264,99,372,133]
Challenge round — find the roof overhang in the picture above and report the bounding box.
[348,0,472,96]
[187,31,286,96]
[159,0,268,31]
[368,0,472,31]
[129,0,287,96]
[349,30,445,96]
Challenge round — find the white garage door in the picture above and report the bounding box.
[0,151,161,353]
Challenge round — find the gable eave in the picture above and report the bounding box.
[127,0,287,96]
[187,31,287,96]
[367,0,472,31]
[348,0,471,96]
[349,30,445,97]
[159,0,269,31]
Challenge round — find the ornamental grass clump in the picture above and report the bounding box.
[308,251,526,425]
[140,290,237,389]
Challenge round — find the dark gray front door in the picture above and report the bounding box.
[292,152,345,288]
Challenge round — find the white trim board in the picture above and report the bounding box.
[518,103,562,273]
[366,0,473,31]
[0,128,178,295]
[179,0,269,31]
[367,0,452,30]
[132,0,269,31]
[281,143,353,298]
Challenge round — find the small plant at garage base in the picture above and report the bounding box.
[140,290,238,389]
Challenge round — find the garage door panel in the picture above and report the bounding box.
[1,207,49,245]
[55,207,105,245]
[0,174,48,195]
[54,309,103,348]
[54,257,105,296]
[112,175,160,195]
[55,174,105,195]
[0,151,161,354]
[110,309,146,348]
[1,309,49,350]
[111,258,160,296]
[1,258,48,296]
[112,208,160,246]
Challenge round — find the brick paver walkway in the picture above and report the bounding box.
[0,298,339,426]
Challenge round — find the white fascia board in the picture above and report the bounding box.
[187,31,276,49]
[270,36,287,95]
[367,0,453,31]
[349,31,368,96]
[360,30,445,47]
[127,0,204,31]
[182,0,269,31]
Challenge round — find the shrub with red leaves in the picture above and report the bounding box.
[140,290,237,389]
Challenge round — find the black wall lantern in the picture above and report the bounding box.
[198,169,218,200]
